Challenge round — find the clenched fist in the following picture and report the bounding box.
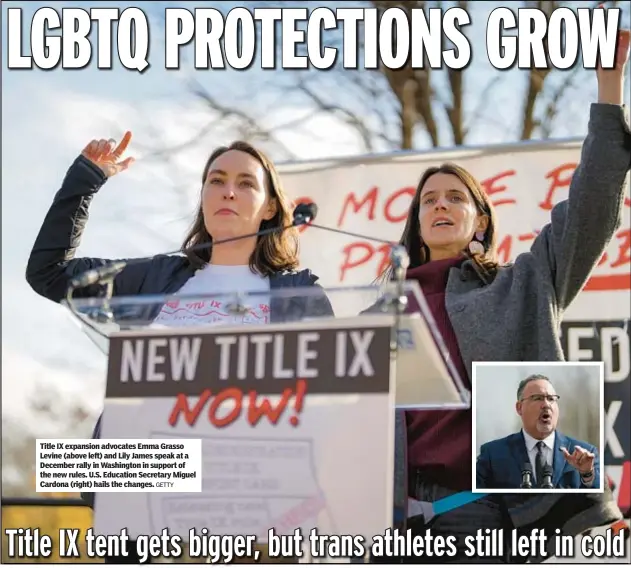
[82,131,134,178]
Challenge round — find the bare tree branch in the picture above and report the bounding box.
[188,79,297,159]
[443,1,468,144]
[539,66,584,138]
[520,1,557,140]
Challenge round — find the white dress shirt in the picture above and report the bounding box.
[521,429,594,488]
[522,429,555,484]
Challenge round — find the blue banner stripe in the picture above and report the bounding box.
[433,491,487,515]
[393,492,486,525]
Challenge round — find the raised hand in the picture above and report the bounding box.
[596,28,628,104]
[81,131,135,178]
[595,5,629,105]
[598,26,630,75]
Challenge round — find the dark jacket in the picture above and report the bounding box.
[26,154,335,507]
[477,431,601,490]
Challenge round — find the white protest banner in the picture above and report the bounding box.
[279,139,630,318]
[278,139,630,514]
[95,316,396,545]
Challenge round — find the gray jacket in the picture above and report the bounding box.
[393,104,630,537]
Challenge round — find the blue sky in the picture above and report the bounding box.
[2,0,630,458]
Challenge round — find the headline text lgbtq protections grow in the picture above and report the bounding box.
[6,5,622,72]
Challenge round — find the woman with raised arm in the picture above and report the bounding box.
[373,27,630,564]
[26,136,333,564]
[27,135,332,323]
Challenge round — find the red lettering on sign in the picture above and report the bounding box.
[586,227,631,290]
[618,461,630,517]
[585,273,631,290]
[497,227,630,291]
[339,242,391,282]
[168,390,212,427]
[339,242,371,282]
[384,187,415,223]
[586,228,631,272]
[495,232,539,264]
[337,187,378,227]
[265,494,326,539]
[610,228,631,268]
[519,231,539,242]
[249,380,306,427]
[209,388,243,427]
[539,163,577,211]
[336,186,416,227]
[480,170,517,207]
[167,380,307,428]
[328,161,629,291]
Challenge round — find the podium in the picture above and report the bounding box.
[63,280,469,548]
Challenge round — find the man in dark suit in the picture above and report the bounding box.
[476,373,600,490]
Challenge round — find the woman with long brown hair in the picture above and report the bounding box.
[376,29,630,564]
[27,136,332,326]
[26,136,333,563]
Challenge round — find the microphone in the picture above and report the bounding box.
[520,463,533,489]
[541,465,554,489]
[69,261,128,290]
[68,203,314,291]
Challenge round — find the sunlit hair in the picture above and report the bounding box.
[392,163,500,281]
[181,141,299,275]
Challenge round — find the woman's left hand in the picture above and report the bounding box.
[596,25,628,104]
[597,26,629,76]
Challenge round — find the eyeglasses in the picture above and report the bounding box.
[521,394,560,403]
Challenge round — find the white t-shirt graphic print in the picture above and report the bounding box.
[152,264,271,328]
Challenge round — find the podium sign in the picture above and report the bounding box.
[94,315,396,542]
[67,281,469,410]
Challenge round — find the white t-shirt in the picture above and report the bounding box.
[152,264,271,328]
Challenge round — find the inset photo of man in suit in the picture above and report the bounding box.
[473,363,604,492]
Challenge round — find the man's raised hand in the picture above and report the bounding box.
[561,445,595,476]
[82,131,135,178]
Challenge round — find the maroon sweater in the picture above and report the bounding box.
[405,256,473,491]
